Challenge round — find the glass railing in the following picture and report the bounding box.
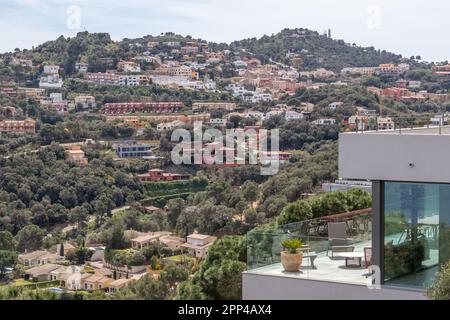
[246,212,373,285]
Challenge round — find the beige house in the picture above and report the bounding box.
[130,231,171,249]
[181,234,217,258]
[109,278,134,293]
[25,263,65,282]
[19,250,65,266]
[55,243,76,257]
[80,274,113,291]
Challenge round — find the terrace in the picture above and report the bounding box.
[245,209,373,287]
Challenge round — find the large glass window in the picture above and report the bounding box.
[383,182,450,288]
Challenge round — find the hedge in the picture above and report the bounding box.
[20,280,61,290]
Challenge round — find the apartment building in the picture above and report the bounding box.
[105,113,210,125]
[0,119,36,134]
[102,101,184,114]
[43,65,59,74]
[74,95,96,109]
[84,72,120,84]
[117,61,141,73]
[431,64,450,75]
[0,106,17,117]
[377,117,394,130]
[192,102,236,111]
[168,65,193,77]
[39,74,63,88]
[181,46,199,55]
[17,87,45,99]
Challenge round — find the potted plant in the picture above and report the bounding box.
[280,238,303,272]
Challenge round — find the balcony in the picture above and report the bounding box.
[243,210,426,300]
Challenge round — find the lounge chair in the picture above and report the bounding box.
[326,222,355,258]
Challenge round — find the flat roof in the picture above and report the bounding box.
[343,125,450,136]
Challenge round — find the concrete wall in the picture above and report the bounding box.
[339,133,450,183]
[242,273,427,300]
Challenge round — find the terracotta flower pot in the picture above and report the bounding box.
[281,251,303,272]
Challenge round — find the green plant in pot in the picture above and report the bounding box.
[281,238,303,272]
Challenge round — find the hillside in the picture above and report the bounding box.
[230,28,408,72]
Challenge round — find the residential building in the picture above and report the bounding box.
[168,65,193,77]
[209,118,227,126]
[80,274,112,291]
[0,119,36,134]
[84,72,120,84]
[24,264,66,282]
[156,120,184,132]
[312,118,337,125]
[39,74,63,88]
[408,81,422,89]
[341,67,376,76]
[328,102,343,110]
[431,64,450,75]
[105,113,210,125]
[181,233,217,258]
[377,117,394,130]
[130,231,172,249]
[75,62,88,73]
[322,180,372,193]
[10,57,33,67]
[18,251,64,266]
[17,87,45,98]
[43,65,59,74]
[55,243,76,257]
[117,61,141,73]
[66,145,88,166]
[348,115,369,131]
[102,102,184,114]
[429,115,449,126]
[113,140,153,158]
[335,125,450,298]
[109,278,134,293]
[300,68,335,78]
[137,169,190,182]
[192,102,236,111]
[242,126,441,300]
[0,106,17,117]
[74,95,96,109]
[285,110,304,121]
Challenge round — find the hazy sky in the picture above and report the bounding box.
[1,0,448,62]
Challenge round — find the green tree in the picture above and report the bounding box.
[15,225,45,252]
[0,251,17,279]
[0,231,16,251]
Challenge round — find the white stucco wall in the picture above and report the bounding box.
[339,133,450,183]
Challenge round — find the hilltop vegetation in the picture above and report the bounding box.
[231,28,407,71]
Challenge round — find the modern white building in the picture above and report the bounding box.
[243,126,448,300]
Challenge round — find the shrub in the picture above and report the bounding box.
[426,261,450,300]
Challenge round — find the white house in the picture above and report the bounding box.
[285,110,304,121]
[181,233,217,258]
[328,102,344,110]
[313,118,337,125]
[43,65,59,74]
